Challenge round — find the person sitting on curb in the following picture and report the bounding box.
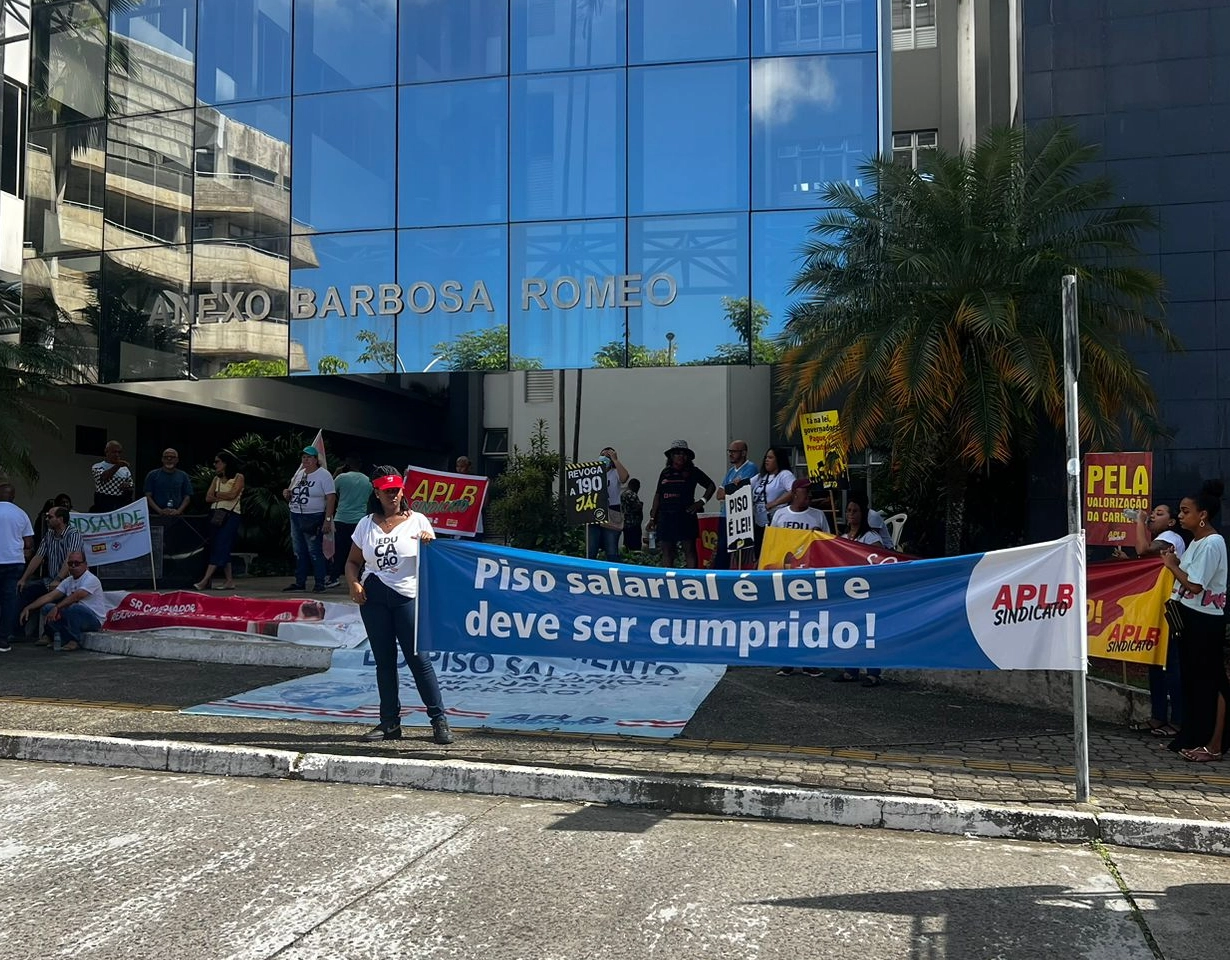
[19,550,109,651]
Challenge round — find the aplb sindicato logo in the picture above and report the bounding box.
[963,535,1086,670]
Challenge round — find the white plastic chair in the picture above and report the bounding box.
[883,512,907,550]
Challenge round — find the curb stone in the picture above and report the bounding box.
[2,730,1225,855]
[81,631,333,670]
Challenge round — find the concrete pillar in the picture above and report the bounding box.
[957,0,978,147]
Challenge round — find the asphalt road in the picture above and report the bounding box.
[3,761,1225,960]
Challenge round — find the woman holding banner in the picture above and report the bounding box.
[834,492,884,688]
[1162,479,1227,762]
[344,466,453,745]
[1114,503,1187,738]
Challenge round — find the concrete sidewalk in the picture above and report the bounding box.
[1,640,1227,854]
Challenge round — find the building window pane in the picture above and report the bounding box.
[510,70,625,222]
[292,88,396,234]
[399,79,507,228]
[21,253,101,379]
[630,0,748,64]
[753,0,878,56]
[399,0,507,83]
[751,53,878,210]
[25,122,106,257]
[511,0,626,74]
[627,214,750,367]
[30,0,107,126]
[751,210,813,344]
[2,81,27,197]
[891,128,937,169]
[190,238,290,379]
[194,99,292,247]
[104,109,195,250]
[398,225,510,372]
[197,0,291,105]
[892,0,936,50]
[98,246,191,382]
[293,0,396,94]
[510,218,625,369]
[289,230,396,376]
[108,0,196,116]
[629,62,749,216]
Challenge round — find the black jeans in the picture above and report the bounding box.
[359,575,446,726]
[329,521,357,580]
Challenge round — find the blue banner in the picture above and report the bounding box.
[418,536,1086,671]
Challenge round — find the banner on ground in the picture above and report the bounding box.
[1084,452,1152,546]
[725,485,754,550]
[69,498,152,567]
[184,649,725,739]
[798,410,847,488]
[562,460,609,525]
[404,464,489,538]
[102,591,367,648]
[418,536,1087,671]
[761,528,1170,667]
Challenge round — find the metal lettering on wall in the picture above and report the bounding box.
[153,274,679,324]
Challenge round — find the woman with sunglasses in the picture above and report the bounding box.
[344,466,453,745]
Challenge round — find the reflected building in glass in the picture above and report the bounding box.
[24,0,887,381]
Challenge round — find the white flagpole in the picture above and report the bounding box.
[1063,274,1090,802]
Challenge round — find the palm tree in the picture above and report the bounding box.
[777,124,1176,555]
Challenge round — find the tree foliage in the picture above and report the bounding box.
[777,124,1175,553]
[433,326,542,371]
[213,358,289,378]
[487,419,568,551]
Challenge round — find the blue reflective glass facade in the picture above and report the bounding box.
[24,0,886,380]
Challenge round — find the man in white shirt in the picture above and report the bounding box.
[19,551,109,651]
[282,444,337,593]
[0,483,34,651]
[771,479,832,532]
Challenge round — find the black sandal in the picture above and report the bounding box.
[833,671,858,683]
[1128,719,1163,733]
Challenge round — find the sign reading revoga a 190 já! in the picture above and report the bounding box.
[564,461,609,526]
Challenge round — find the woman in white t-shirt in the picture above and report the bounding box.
[344,466,453,745]
[1161,479,1227,762]
[1114,502,1188,737]
[833,493,884,687]
[749,448,795,557]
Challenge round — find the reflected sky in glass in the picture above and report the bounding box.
[629,62,749,216]
[397,225,509,372]
[197,0,291,105]
[400,79,507,227]
[752,0,879,56]
[751,210,816,342]
[630,0,748,63]
[511,0,626,74]
[400,0,507,83]
[752,53,878,209]
[510,219,626,369]
[510,70,625,222]
[292,88,396,234]
[290,230,398,375]
[628,214,749,366]
[294,0,396,94]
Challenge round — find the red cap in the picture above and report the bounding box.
[372,474,404,491]
[791,478,812,491]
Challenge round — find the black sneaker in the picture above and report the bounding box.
[360,722,402,742]
[431,716,454,745]
[802,668,823,678]
[282,582,306,592]
[0,640,11,653]
[312,583,328,593]
[775,667,795,676]
[324,576,340,588]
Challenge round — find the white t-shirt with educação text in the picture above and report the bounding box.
[352,512,434,598]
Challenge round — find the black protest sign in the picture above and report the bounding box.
[564,461,609,526]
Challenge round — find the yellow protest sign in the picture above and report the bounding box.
[798,410,847,488]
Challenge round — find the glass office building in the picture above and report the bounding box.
[24,0,885,382]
